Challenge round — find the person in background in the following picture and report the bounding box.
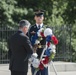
[8,20,33,75]
[28,9,48,75]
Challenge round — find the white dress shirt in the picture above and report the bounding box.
[36,23,43,28]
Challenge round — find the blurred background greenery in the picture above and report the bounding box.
[0,0,76,63]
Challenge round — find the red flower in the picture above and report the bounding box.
[39,62,44,70]
[42,56,49,64]
[40,32,45,37]
[47,42,50,47]
[51,35,58,45]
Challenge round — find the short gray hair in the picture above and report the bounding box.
[19,20,31,28]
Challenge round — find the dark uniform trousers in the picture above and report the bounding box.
[29,24,48,75]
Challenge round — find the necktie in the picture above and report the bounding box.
[38,25,40,29]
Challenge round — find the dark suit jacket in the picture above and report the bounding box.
[8,30,33,72]
[28,24,46,58]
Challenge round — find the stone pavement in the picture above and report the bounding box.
[0,62,76,75]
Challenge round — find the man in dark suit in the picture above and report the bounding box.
[28,9,48,75]
[8,20,33,75]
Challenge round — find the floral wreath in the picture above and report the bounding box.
[29,28,58,71]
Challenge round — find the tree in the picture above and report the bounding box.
[0,0,76,62]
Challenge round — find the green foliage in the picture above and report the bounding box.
[0,0,76,26]
[0,0,28,29]
[0,0,76,62]
[0,42,8,51]
[71,24,76,62]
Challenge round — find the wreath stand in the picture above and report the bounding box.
[48,61,58,75]
[34,46,58,75]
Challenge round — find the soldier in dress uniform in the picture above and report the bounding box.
[28,9,48,75]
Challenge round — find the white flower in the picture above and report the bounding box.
[32,53,38,58]
[44,28,53,37]
[29,53,38,62]
[35,40,40,44]
[48,44,56,53]
[32,58,40,68]
[37,28,44,37]
[49,44,56,50]
[29,53,40,68]
[29,57,33,62]
[50,49,56,54]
